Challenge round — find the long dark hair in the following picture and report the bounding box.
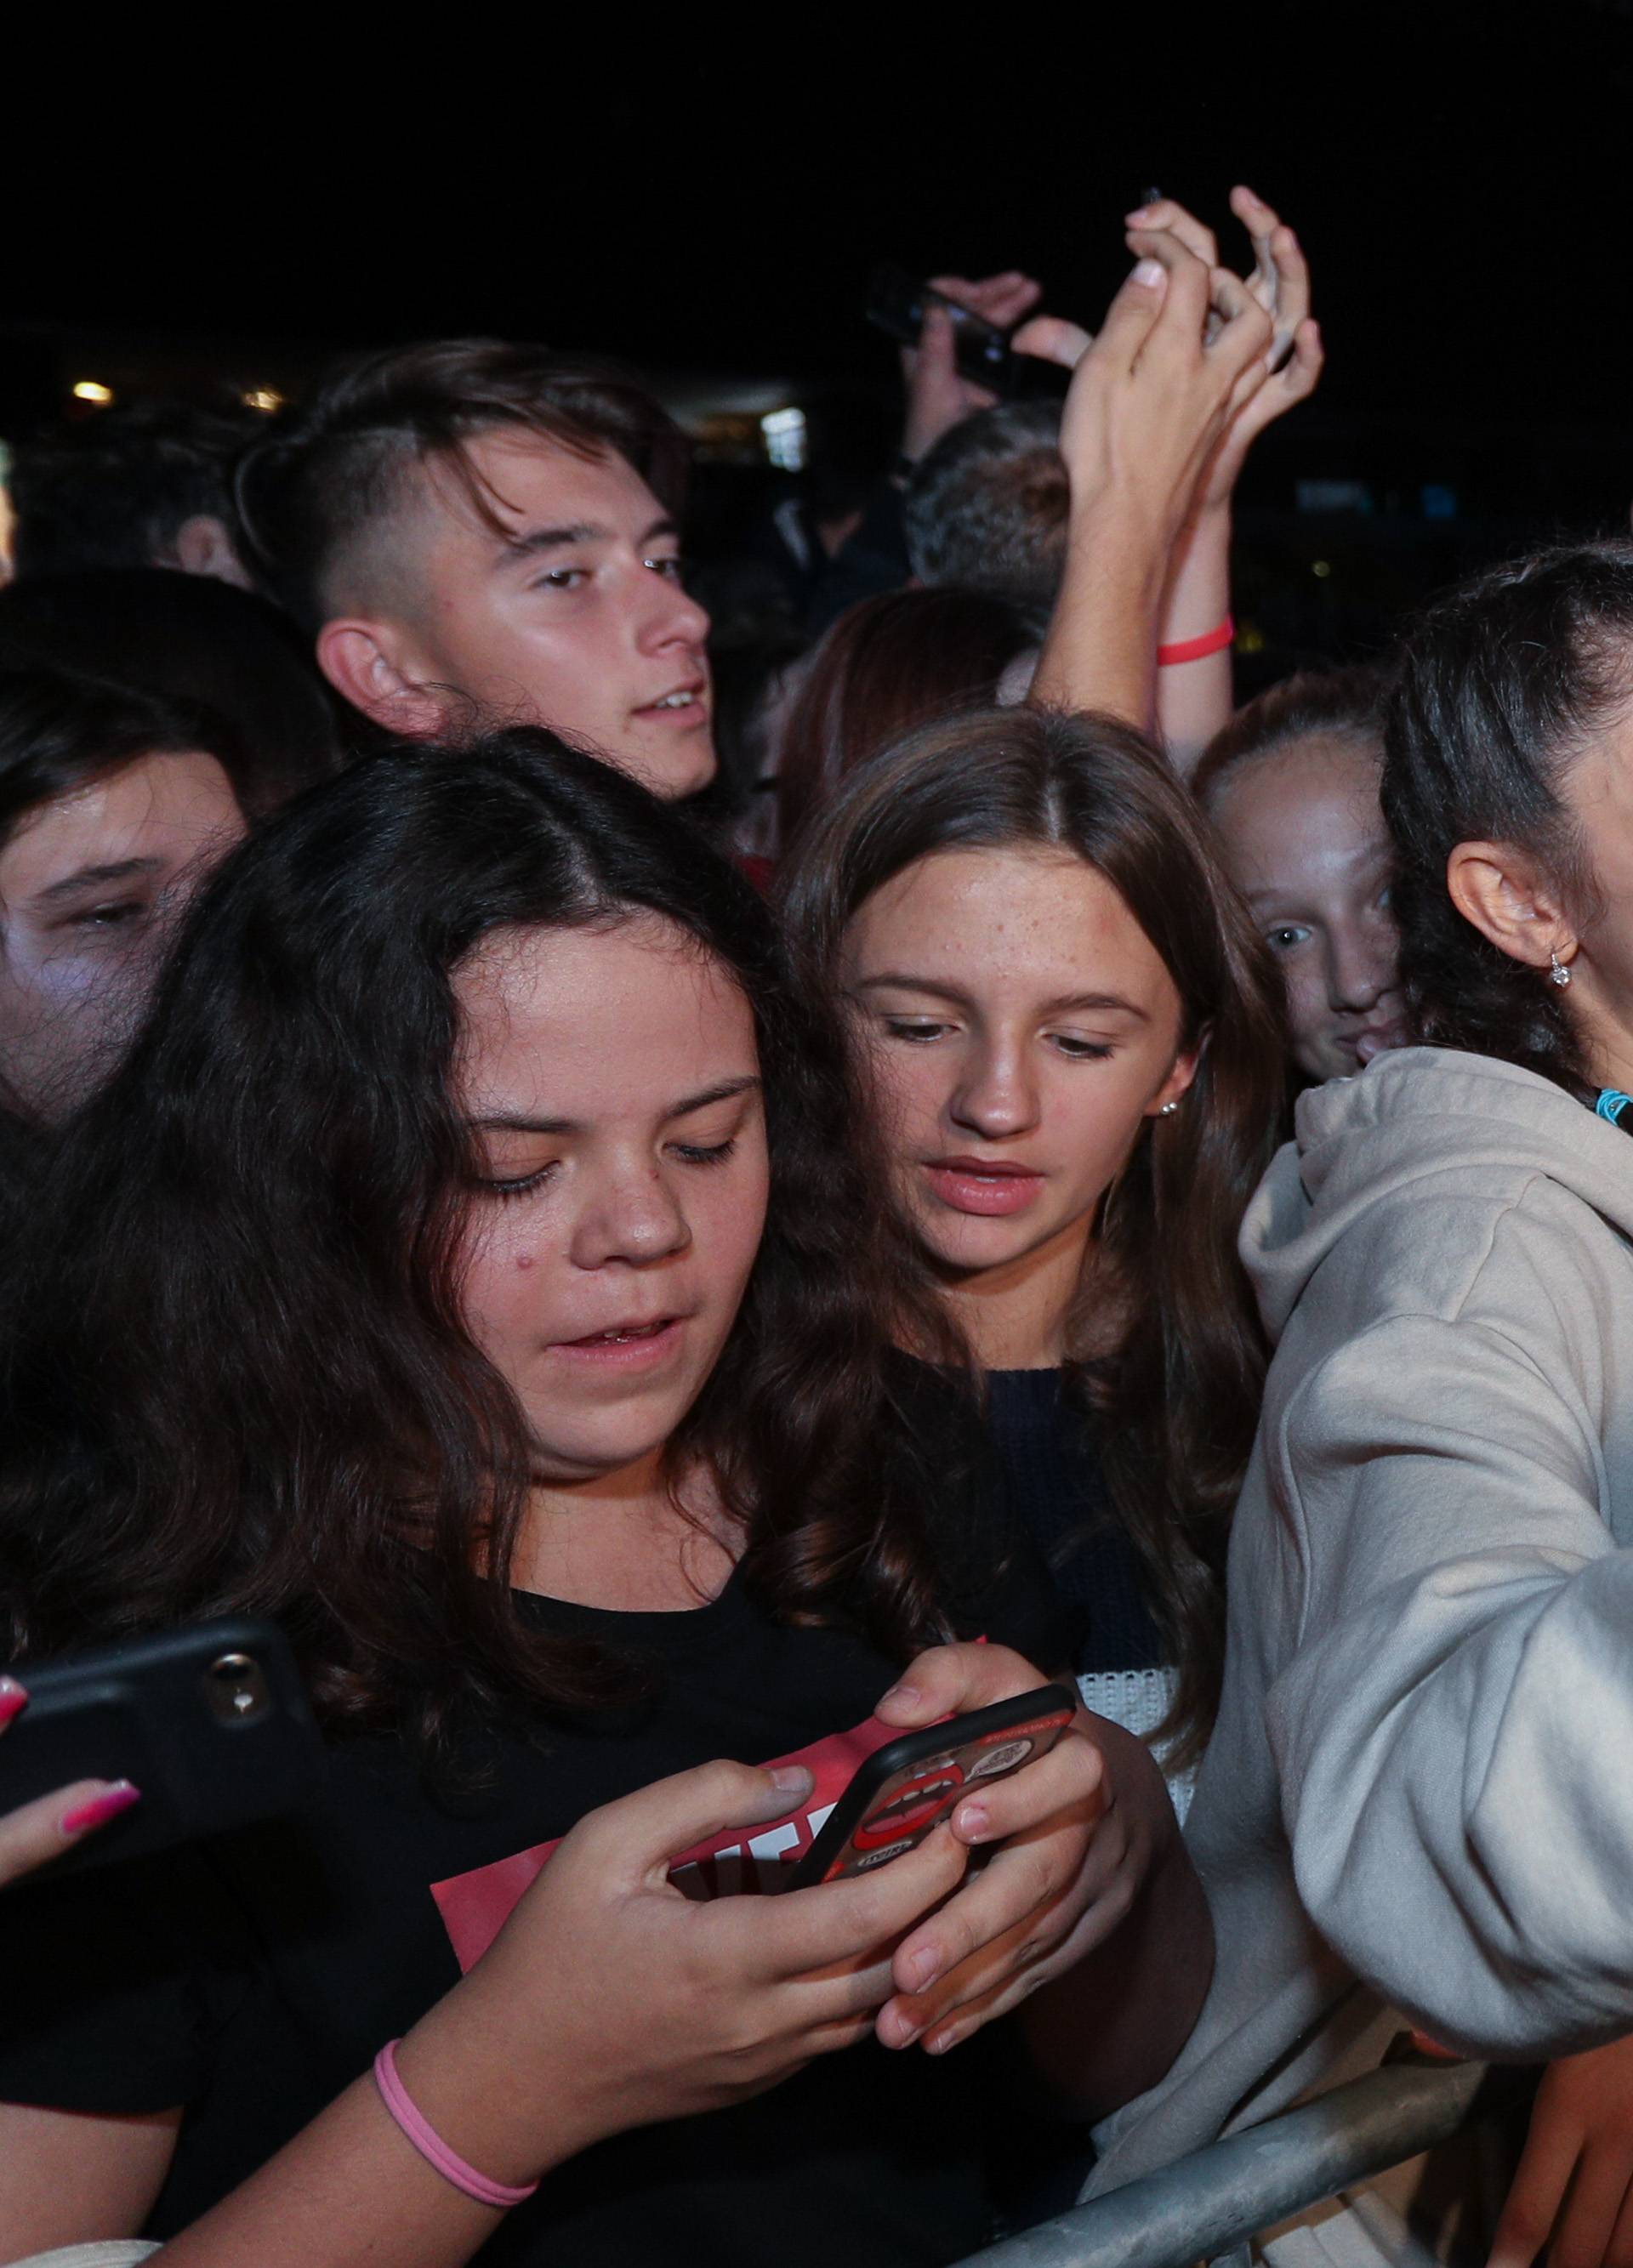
[781,706,1286,1758]
[0,731,952,1750]
[0,666,246,845]
[1380,542,1633,1089]
[776,588,1037,854]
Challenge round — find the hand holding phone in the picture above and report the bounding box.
[865,1642,1180,2057]
[784,1684,1075,1890]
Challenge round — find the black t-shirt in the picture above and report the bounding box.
[984,1368,1165,1677]
[0,1525,1071,2266]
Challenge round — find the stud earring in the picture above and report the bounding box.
[1159,1100,1181,1116]
[1550,950,1573,988]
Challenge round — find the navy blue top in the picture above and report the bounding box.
[984,1368,1166,1676]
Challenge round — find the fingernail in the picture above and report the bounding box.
[1124,206,1154,221]
[59,1782,141,1839]
[925,2028,959,2055]
[878,1681,919,1709]
[885,2009,923,2048]
[954,1803,990,1841]
[769,1765,813,1796]
[1132,259,1165,288]
[0,1677,26,1728]
[905,1946,941,1990]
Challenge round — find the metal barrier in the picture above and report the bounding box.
[956,2059,1504,2268]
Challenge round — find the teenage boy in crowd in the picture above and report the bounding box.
[236,342,719,799]
[236,274,1052,803]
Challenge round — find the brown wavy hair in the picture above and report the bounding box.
[776,587,1038,855]
[0,731,959,1754]
[780,706,1287,1758]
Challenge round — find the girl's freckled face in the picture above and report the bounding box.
[840,847,1193,1281]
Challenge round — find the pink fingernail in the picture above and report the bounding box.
[955,1803,990,1840]
[878,1682,919,1709]
[0,1677,26,1728]
[59,1782,141,1838]
[1132,259,1165,288]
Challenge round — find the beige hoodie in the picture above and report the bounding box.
[1088,1045,1633,2195]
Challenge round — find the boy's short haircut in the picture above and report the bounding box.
[8,397,259,581]
[235,339,691,632]
[1192,665,1391,810]
[902,400,1068,610]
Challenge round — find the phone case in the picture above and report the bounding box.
[3,1617,323,1873]
[784,1682,1076,1890]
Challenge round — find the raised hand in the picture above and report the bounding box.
[900,270,1044,463]
[1021,230,1274,727]
[1016,228,1274,553]
[1124,185,1323,506]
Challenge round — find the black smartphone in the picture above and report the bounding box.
[784,1682,1077,1890]
[3,1617,323,1874]
[867,262,1025,395]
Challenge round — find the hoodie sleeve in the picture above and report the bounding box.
[1260,1184,1633,2058]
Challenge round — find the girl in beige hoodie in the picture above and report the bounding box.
[1090,541,1633,2268]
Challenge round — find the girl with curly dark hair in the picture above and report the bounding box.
[0,731,1205,2268]
[780,705,1289,1776]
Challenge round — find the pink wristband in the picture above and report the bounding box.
[1158,615,1235,666]
[373,2039,540,2210]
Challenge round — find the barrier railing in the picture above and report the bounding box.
[955,2058,1508,2268]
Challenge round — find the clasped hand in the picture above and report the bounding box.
[867,1641,1177,2057]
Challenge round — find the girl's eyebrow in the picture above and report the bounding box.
[468,1075,761,1138]
[855,973,1147,1020]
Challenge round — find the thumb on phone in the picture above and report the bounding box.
[580,1757,815,1892]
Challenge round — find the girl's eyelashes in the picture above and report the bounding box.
[880,1015,1112,1061]
[479,1162,560,1199]
[475,1134,740,1194]
[670,1136,737,1168]
[60,897,151,935]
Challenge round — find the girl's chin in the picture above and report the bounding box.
[915,1215,1053,1276]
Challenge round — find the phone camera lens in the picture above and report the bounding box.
[204,1651,271,1725]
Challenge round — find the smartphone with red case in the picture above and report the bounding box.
[784,1682,1076,1890]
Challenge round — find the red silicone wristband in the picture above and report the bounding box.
[1158,616,1235,666]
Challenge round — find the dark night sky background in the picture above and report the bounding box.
[9,7,1633,445]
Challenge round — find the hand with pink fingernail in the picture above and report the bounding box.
[0,1674,142,1887]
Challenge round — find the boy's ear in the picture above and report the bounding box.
[316,617,447,739]
[168,514,254,590]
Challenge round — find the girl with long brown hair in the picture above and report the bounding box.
[781,704,1287,1771]
[0,730,1208,2268]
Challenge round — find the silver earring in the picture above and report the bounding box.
[1159,1100,1181,1116]
[1550,951,1573,988]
